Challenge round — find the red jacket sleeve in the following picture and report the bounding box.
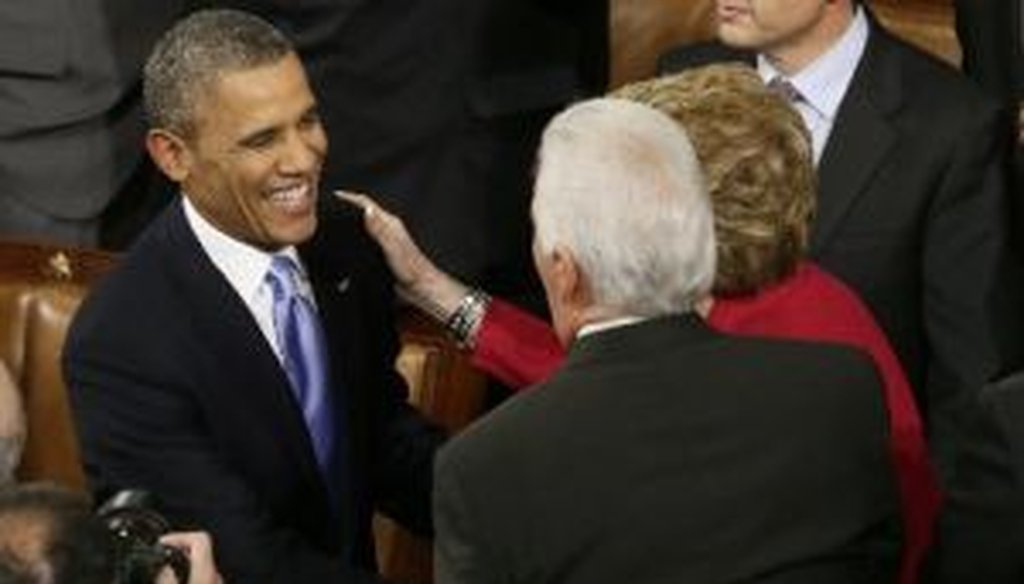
[470,298,565,389]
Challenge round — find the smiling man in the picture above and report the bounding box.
[63,10,445,584]
[661,0,1023,479]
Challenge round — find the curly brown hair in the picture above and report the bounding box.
[612,64,815,295]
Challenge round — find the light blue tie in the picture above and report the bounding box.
[266,255,336,477]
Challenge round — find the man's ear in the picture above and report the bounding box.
[549,245,589,312]
[146,128,192,183]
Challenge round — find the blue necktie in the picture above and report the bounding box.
[266,256,336,478]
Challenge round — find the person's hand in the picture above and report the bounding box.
[335,191,438,290]
[155,531,224,584]
[336,191,469,319]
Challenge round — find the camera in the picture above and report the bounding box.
[97,490,190,584]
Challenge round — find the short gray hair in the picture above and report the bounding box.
[532,98,716,317]
[143,9,294,135]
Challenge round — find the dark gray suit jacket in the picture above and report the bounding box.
[926,372,1024,583]
[660,17,1022,474]
[0,0,182,221]
[954,0,1023,102]
[64,198,446,583]
[435,315,900,584]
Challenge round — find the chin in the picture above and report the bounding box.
[717,25,760,49]
[274,216,318,247]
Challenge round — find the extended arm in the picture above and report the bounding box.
[339,192,566,389]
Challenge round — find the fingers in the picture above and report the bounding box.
[335,190,377,219]
[159,531,224,584]
[336,190,394,235]
[334,190,410,241]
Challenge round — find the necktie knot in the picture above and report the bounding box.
[267,255,302,302]
[768,76,803,104]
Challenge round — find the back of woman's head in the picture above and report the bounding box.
[613,64,816,295]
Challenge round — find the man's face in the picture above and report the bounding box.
[715,0,831,54]
[178,52,327,250]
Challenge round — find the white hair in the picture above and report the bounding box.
[532,98,716,317]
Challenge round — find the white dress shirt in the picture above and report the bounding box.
[183,197,317,363]
[757,7,869,164]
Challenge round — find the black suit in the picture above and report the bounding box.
[64,198,445,583]
[660,17,1022,474]
[954,0,1024,102]
[925,372,1024,583]
[435,315,900,584]
[954,0,1024,262]
[218,0,608,303]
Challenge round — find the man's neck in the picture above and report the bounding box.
[765,6,856,76]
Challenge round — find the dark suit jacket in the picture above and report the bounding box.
[64,198,446,583]
[954,0,1024,102]
[660,17,1021,474]
[435,314,900,584]
[217,0,608,301]
[0,0,182,222]
[925,372,1024,583]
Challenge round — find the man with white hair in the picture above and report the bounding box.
[432,98,901,584]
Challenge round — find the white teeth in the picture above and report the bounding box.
[269,184,307,202]
[268,184,312,211]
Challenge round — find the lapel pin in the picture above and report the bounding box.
[336,277,351,294]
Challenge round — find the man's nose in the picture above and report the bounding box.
[279,131,323,174]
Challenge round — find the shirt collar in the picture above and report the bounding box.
[577,315,646,340]
[757,6,869,121]
[183,196,303,304]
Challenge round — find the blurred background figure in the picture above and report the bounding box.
[0,0,184,248]
[0,361,24,486]
[658,0,1022,481]
[0,482,223,584]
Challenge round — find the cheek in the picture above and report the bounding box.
[309,127,328,157]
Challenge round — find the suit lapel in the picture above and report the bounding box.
[161,202,331,509]
[299,213,373,543]
[813,22,902,249]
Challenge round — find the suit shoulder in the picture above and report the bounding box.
[734,334,879,376]
[67,220,189,356]
[722,335,884,408]
[437,381,559,475]
[873,26,1001,114]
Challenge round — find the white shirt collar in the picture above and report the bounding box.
[577,315,646,340]
[182,196,304,305]
[757,6,869,122]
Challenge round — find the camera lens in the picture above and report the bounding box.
[97,490,190,584]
